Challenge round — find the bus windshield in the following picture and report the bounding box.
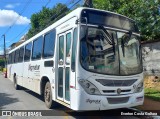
[80,26,142,75]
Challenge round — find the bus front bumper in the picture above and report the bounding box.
[70,89,144,111]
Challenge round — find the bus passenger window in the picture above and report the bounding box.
[8,54,11,64]
[19,47,24,62]
[43,30,55,58]
[11,52,15,63]
[15,50,19,63]
[24,42,32,61]
[32,37,43,60]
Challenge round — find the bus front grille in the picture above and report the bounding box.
[96,79,137,87]
[107,97,129,104]
[103,89,131,93]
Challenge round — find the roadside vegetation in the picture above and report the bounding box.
[94,0,160,41]
[0,59,5,71]
[145,88,160,101]
[27,3,69,39]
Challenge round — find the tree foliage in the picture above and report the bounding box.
[0,59,5,67]
[94,0,160,41]
[27,3,69,38]
[27,1,160,41]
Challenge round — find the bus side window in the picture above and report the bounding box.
[71,28,77,72]
[11,52,15,63]
[8,54,11,64]
[19,47,24,62]
[15,49,19,63]
[32,37,43,60]
[43,30,56,58]
[9,54,12,64]
[24,42,32,61]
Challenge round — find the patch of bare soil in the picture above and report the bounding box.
[144,76,160,90]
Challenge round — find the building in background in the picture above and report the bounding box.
[9,34,28,50]
[0,55,4,59]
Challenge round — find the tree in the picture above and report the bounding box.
[0,59,5,71]
[27,3,69,38]
[27,1,160,41]
[94,0,160,41]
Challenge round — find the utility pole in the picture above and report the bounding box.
[3,34,7,78]
[83,0,93,8]
[3,34,6,62]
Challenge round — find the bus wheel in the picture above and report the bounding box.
[13,75,19,90]
[44,82,54,109]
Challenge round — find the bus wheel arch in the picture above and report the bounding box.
[40,76,49,96]
[41,76,57,109]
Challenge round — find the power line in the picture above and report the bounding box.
[38,0,81,32]
[70,0,81,9]
[44,0,51,7]
[7,0,77,44]
[1,0,32,36]
[5,0,81,48]
[0,0,32,46]
[5,0,51,47]
[5,25,30,46]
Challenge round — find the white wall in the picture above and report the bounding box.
[142,41,160,75]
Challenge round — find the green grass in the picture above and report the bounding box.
[145,88,160,101]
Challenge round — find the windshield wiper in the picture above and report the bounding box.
[121,39,125,57]
[98,25,113,45]
[128,30,132,39]
[98,25,115,55]
[121,31,133,57]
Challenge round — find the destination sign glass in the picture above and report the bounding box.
[81,9,139,33]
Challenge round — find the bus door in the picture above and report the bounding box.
[57,30,72,104]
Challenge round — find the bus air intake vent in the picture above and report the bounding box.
[96,79,137,87]
[107,97,129,104]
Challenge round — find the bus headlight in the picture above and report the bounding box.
[134,82,143,93]
[79,79,101,95]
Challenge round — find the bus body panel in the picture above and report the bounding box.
[22,61,30,89]
[27,60,41,93]
[41,58,56,97]
[7,7,144,111]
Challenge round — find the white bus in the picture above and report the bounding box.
[7,7,144,110]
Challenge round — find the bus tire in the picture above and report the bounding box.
[13,75,19,90]
[44,82,55,109]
